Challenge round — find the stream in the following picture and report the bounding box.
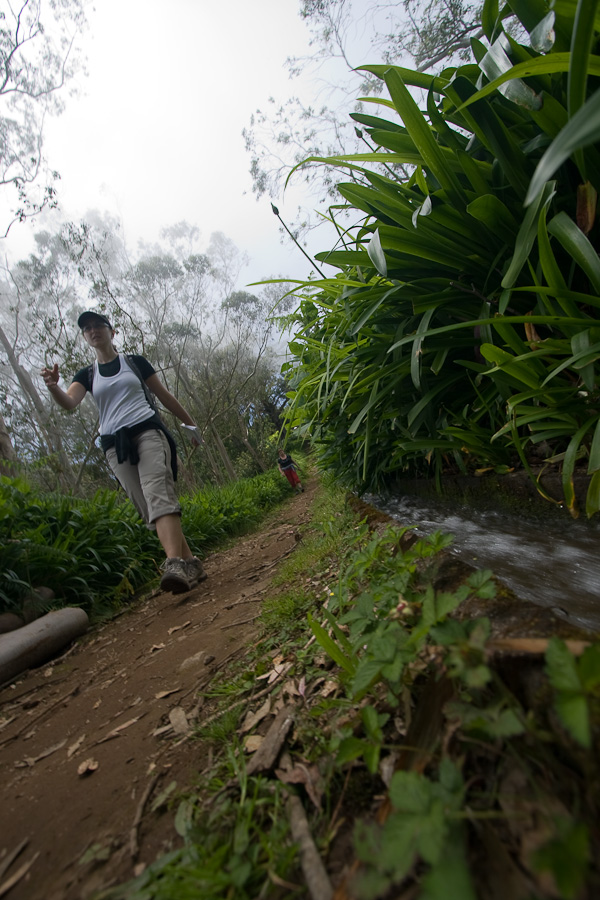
[365,493,600,633]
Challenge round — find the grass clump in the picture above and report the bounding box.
[0,467,293,619]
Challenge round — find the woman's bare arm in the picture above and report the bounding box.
[40,365,87,410]
[145,374,196,427]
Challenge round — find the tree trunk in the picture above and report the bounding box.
[172,362,237,483]
[0,411,17,474]
[209,421,237,481]
[0,325,75,490]
[73,423,100,494]
[201,439,225,486]
[237,412,267,472]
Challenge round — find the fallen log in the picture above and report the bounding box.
[0,608,89,684]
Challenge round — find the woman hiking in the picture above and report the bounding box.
[40,310,206,595]
[277,447,304,493]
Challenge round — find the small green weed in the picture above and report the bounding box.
[196,708,242,745]
[259,588,316,638]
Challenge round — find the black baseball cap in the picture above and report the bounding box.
[78,311,112,330]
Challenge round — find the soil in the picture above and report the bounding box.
[0,483,315,900]
[0,482,594,900]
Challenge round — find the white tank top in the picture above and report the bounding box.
[93,354,154,435]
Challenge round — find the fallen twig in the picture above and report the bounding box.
[0,839,29,882]
[198,677,283,730]
[487,637,590,656]
[288,794,332,900]
[94,714,145,746]
[246,705,295,776]
[15,739,67,768]
[220,614,261,631]
[0,852,40,899]
[0,685,80,748]
[130,773,161,860]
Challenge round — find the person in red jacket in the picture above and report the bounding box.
[277,448,304,492]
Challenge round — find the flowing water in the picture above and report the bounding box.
[365,492,600,633]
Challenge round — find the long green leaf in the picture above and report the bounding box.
[585,469,600,516]
[502,181,556,288]
[467,194,519,242]
[445,77,531,194]
[456,53,600,110]
[568,0,600,117]
[526,90,600,202]
[388,315,592,353]
[562,417,596,515]
[308,613,357,675]
[358,64,450,93]
[587,420,600,474]
[547,211,600,294]
[383,69,466,208]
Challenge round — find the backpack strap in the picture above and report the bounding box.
[124,355,158,414]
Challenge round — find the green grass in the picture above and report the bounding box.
[0,467,293,619]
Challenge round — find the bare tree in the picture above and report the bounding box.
[244,0,482,235]
[0,0,88,237]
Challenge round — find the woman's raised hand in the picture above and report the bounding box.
[41,363,60,387]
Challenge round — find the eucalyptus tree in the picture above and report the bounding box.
[244,0,482,235]
[0,0,88,238]
[0,228,105,486]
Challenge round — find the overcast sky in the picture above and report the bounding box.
[6,0,335,287]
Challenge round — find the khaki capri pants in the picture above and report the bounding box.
[105,429,180,528]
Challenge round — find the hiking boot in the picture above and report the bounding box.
[185,556,207,586]
[160,557,192,594]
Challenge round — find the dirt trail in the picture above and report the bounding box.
[0,484,315,900]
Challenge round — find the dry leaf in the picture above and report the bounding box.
[67,735,86,758]
[77,758,99,776]
[272,696,286,713]
[150,643,165,653]
[93,699,101,709]
[379,752,399,788]
[168,707,190,735]
[261,662,292,684]
[155,688,181,700]
[282,679,300,697]
[321,680,339,698]
[240,698,271,734]
[275,761,324,809]
[244,735,263,753]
